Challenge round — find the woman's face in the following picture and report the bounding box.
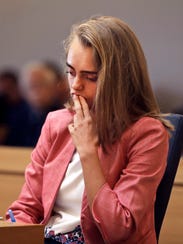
[66,36,98,109]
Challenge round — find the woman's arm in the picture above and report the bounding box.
[6,113,52,223]
[68,95,106,209]
[91,118,169,241]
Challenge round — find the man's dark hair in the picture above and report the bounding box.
[0,69,19,84]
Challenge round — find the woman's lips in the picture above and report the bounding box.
[70,93,93,108]
[71,93,86,100]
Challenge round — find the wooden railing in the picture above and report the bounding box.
[159,158,183,244]
[0,146,33,217]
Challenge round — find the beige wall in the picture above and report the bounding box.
[0,0,183,112]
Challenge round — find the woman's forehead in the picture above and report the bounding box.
[67,37,98,71]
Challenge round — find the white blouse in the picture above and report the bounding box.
[45,152,84,235]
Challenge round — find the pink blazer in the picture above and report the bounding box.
[7,109,169,244]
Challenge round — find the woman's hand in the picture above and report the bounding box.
[68,95,106,206]
[68,95,98,159]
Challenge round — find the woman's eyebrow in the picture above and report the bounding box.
[66,62,74,70]
[66,62,98,75]
[81,71,98,75]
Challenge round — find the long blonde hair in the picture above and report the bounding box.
[64,16,172,151]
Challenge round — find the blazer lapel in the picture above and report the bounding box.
[42,136,75,223]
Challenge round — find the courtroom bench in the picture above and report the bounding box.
[0,146,33,217]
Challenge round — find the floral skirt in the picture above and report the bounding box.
[45,225,85,244]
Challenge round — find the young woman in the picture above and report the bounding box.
[6,16,172,244]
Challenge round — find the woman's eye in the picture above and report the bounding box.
[66,70,75,77]
[86,75,98,82]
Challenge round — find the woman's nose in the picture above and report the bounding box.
[71,76,84,91]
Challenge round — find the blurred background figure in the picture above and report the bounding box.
[0,68,31,146]
[20,60,70,146]
[43,60,70,108]
[0,60,70,147]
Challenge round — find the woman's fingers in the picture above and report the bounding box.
[73,95,83,119]
[78,96,90,117]
[73,95,90,118]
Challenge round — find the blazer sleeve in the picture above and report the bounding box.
[5,112,53,223]
[91,118,169,242]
